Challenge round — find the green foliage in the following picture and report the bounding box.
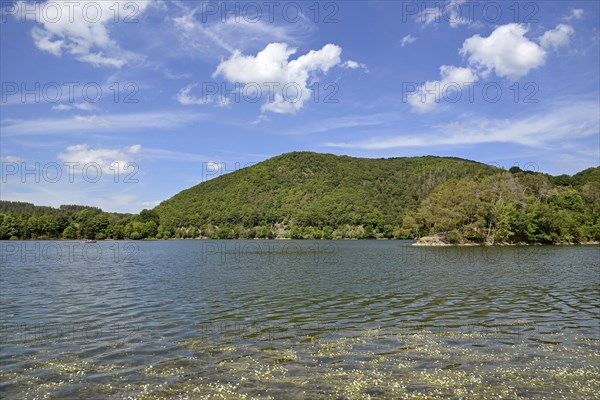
[403,168,600,244]
[447,230,462,244]
[1,153,597,243]
[154,152,495,239]
[0,203,134,240]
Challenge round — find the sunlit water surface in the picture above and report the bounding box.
[1,240,598,399]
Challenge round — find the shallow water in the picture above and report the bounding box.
[1,240,599,399]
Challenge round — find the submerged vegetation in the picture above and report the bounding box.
[2,326,598,399]
[1,152,598,243]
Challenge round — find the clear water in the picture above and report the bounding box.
[1,240,599,399]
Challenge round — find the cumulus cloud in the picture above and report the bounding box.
[563,9,584,21]
[407,65,478,113]
[213,42,349,114]
[14,0,150,67]
[406,23,577,113]
[342,60,368,72]
[460,24,546,80]
[540,24,575,51]
[343,60,359,69]
[58,144,142,173]
[400,34,416,47]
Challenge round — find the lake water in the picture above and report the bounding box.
[1,240,598,399]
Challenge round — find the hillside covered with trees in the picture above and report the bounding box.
[1,152,598,243]
[153,152,497,239]
[401,168,599,244]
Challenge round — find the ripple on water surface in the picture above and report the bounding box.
[1,240,598,399]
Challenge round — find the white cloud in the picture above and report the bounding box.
[416,1,478,28]
[342,60,368,72]
[2,111,209,136]
[286,112,400,135]
[460,24,546,80]
[0,156,23,163]
[31,26,63,56]
[176,84,212,105]
[204,161,223,175]
[407,65,478,113]
[173,13,235,55]
[164,69,192,80]
[15,0,150,68]
[176,84,230,107]
[325,100,599,150]
[52,103,94,112]
[563,9,584,21]
[172,9,313,58]
[408,23,576,113]
[213,42,347,114]
[58,144,142,173]
[400,34,416,47]
[139,147,217,162]
[251,114,270,125]
[540,24,575,51]
[417,7,441,25]
[340,60,369,73]
[343,60,359,69]
[73,115,110,126]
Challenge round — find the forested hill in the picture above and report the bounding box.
[153,152,497,239]
[403,166,599,244]
[1,152,598,242]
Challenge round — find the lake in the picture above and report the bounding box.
[1,240,598,399]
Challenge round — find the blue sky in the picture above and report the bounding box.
[1,0,599,213]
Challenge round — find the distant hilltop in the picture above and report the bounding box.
[1,152,598,243]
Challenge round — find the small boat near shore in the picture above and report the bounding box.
[83,239,97,244]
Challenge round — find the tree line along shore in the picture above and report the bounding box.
[1,153,598,245]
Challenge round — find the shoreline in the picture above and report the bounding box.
[1,237,599,246]
[412,235,600,247]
